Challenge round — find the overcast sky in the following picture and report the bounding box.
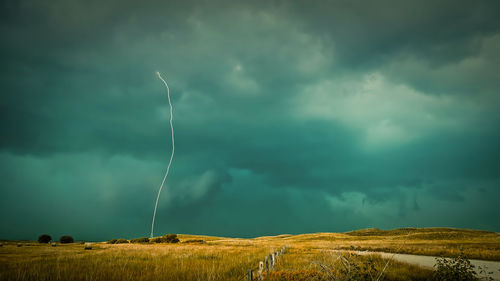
[1,0,499,241]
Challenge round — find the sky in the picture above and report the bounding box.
[1,0,500,241]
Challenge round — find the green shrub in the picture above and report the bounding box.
[150,237,165,243]
[107,238,129,244]
[130,237,150,243]
[59,236,74,244]
[38,234,52,243]
[165,234,180,243]
[433,253,489,281]
[150,234,180,243]
[114,239,129,244]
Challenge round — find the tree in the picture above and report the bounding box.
[38,234,52,243]
[59,235,74,243]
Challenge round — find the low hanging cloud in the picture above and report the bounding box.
[295,72,486,151]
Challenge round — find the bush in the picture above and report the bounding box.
[130,237,150,243]
[149,234,180,243]
[150,237,165,243]
[165,234,180,243]
[59,236,74,244]
[38,234,52,243]
[114,238,129,244]
[433,253,487,281]
[107,239,117,244]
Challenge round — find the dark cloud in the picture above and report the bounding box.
[290,1,500,63]
[1,0,499,240]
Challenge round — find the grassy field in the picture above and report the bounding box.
[288,227,500,261]
[0,228,498,281]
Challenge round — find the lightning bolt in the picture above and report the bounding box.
[151,71,175,238]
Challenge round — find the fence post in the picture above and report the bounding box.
[258,261,264,281]
[258,246,286,278]
[265,256,269,273]
[271,253,276,270]
[247,269,253,281]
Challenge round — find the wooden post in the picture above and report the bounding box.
[258,261,264,281]
[247,269,253,281]
[271,253,275,270]
[265,256,269,272]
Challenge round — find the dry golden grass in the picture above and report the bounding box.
[282,228,500,261]
[270,248,434,281]
[0,228,498,281]
[0,242,271,281]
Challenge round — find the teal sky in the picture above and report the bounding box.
[1,0,499,241]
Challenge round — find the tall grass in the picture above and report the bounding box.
[0,242,435,281]
[0,243,272,281]
[271,244,434,281]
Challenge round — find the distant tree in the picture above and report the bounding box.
[38,234,52,243]
[59,235,74,244]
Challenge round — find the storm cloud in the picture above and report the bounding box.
[1,0,499,241]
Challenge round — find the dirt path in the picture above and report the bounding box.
[353,251,500,280]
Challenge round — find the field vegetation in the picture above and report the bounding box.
[0,228,498,281]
